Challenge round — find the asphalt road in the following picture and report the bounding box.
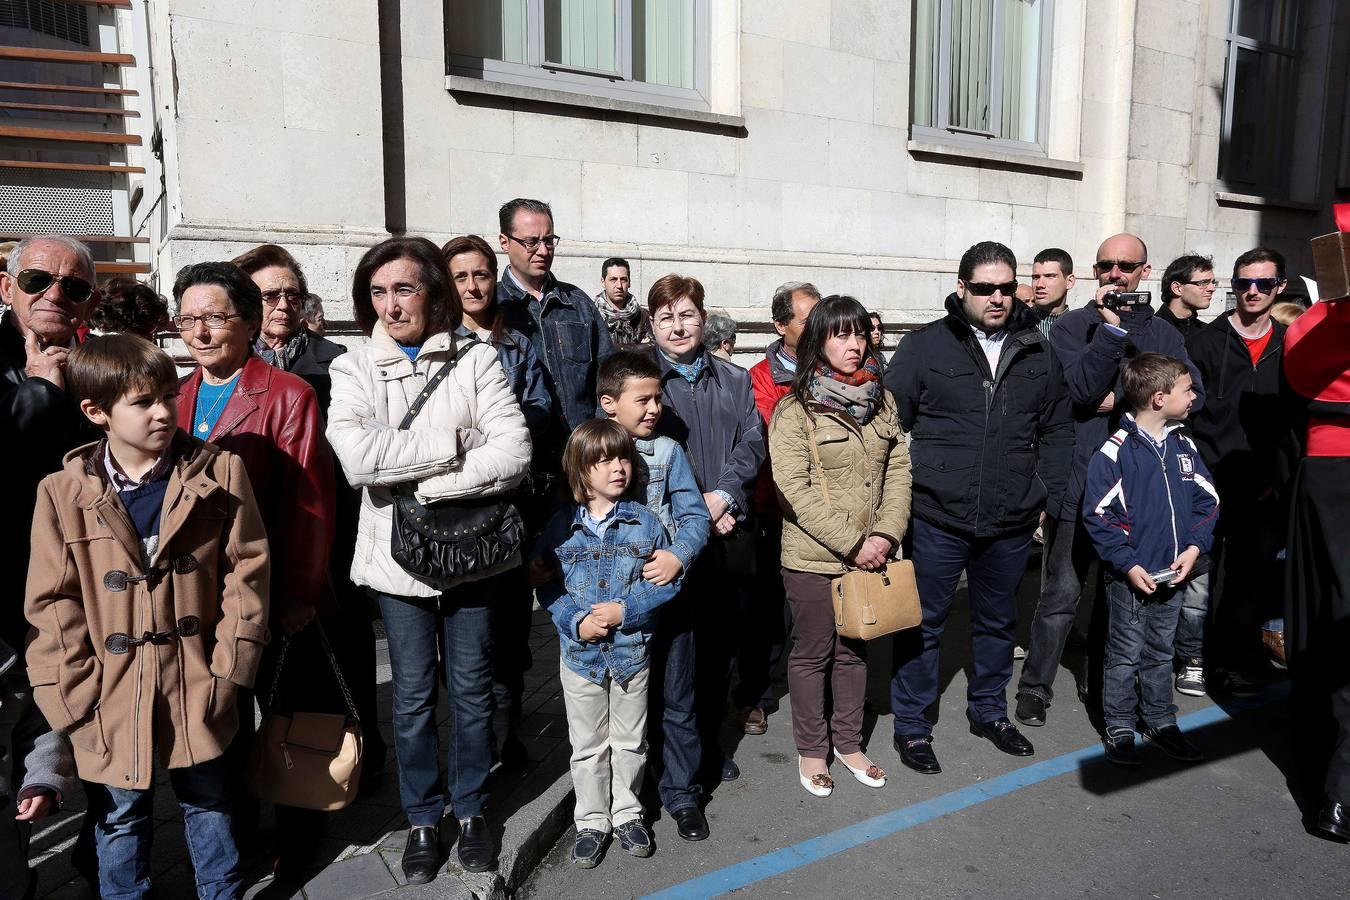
[519,578,1343,899]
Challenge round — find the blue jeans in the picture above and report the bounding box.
[647,598,700,813]
[1173,569,1209,662]
[378,573,501,825]
[1103,577,1181,731]
[88,755,240,900]
[891,519,1034,736]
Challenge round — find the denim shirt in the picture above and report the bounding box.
[634,435,709,572]
[456,324,551,437]
[535,499,681,686]
[497,269,615,437]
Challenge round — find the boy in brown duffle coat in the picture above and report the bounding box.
[24,333,269,899]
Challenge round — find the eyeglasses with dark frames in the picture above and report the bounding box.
[505,233,561,253]
[1232,276,1285,294]
[15,268,94,303]
[964,281,1019,297]
[1095,259,1146,274]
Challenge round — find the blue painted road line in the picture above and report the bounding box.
[642,700,1257,900]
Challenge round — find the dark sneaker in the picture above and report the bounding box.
[1102,726,1140,766]
[614,819,654,858]
[1143,723,1203,762]
[1175,663,1206,697]
[572,829,608,868]
[1015,693,1047,727]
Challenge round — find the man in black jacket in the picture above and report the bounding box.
[885,242,1072,773]
[1015,232,1205,727]
[1185,246,1292,692]
[1156,253,1217,339]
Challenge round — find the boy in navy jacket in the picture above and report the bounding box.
[1083,353,1218,766]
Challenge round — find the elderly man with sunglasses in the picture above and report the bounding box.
[1015,232,1205,729]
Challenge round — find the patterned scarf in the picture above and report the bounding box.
[809,357,883,424]
[667,350,706,384]
[255,326,310,371]
[594,292,653,345]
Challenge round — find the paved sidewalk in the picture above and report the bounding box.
[29,606,574,900]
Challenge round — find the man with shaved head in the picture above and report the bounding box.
[1015,233,1205,731]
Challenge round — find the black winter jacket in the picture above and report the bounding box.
[1155,303,1207,340]
[1184,314,1290,510]
[1048,304,1204,518]
[884,295,1073,538]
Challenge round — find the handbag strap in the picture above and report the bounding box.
[396,335,481,431]
[264,621,361,724]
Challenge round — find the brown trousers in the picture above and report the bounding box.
[783,569,868,757]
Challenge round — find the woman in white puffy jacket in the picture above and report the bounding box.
[327,237,530,882]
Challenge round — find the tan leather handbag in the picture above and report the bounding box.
[832,560,922,640]
[247,624,363,812]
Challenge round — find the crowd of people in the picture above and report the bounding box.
[0,198,1347,897]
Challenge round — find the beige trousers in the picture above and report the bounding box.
[559,659,650,832]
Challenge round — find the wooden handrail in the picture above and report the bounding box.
[0,124,140,145]
[0,233,148,244]
[0,81,137,96]
[0,47,135,66]
[0,101,137,116]
[0,160,145,174]
[61,1,134,8]
[96,262,152,275]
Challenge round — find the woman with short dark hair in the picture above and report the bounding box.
[327,236,530,883]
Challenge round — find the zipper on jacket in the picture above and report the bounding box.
[1139,433,1180,561]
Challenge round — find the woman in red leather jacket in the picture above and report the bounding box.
[172,260,338,877]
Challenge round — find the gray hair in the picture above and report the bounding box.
[6,235,96,279]
[770,281,821,324]
[703,313,737,350]
[302,293,324,319]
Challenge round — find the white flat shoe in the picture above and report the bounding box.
[836,752,887,788]
[798,757,833,797]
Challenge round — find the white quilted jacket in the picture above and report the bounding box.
[327,322,531,597]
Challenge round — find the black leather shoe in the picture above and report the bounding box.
[1142,723,1203,762]
[1102,726,1140,766]
[721,756,741,782]
[401,825,441,884]
[572,829,608,868]
[1317,799,1350,841]
[671,806,709,841]
[1015,693,1046,727]
[894,734,941,774]
[968,716,1034,756]
[456,816,496,873]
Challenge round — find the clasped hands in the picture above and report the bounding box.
[530,547,685,642]
[851,534,894,571]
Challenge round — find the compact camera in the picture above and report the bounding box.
[1101,290,1151,310]
[1148,568,1178,586]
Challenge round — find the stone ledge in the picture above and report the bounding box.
[446,75,746,132]
[907,139,1085,177]
[1214,191,1320,213]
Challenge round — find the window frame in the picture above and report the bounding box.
[1218,2,1300,197]
[446,0,711,112]
[910,0,1056,157]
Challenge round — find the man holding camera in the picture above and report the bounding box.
[1016,233,1204,727]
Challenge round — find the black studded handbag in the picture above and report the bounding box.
[388,337,525,581]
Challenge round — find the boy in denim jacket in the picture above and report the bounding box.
[1083,354,1218,767]
[533,419,684,869]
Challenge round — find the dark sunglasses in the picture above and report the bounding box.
[1095,259,1145,274]
[965,281,1018,297]
[15,268,95,303]
[1232,276,1284,294]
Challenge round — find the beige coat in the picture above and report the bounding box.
[770,393,913,575]
[326,322,531,598]
[25,434,270,789]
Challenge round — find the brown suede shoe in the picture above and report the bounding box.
[742,707,768,735]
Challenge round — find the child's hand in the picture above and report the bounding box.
[1126,565,1157,595]
[642,549,683,586]
[578,614,610,642]
[15,792,55,822]
[590,601,624,629]
[528,556,557,588]
[1170,546,1201,584]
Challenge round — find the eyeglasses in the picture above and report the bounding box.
[172,312,243,331]
[261,288,304,305]
[964,281,1018,297]
[370,285,424,301]
[1232,276,1285,294]
[1095,259,1146,274]
[505,233,561,253]
[1184,278,1218,288]
[654,311,702,330]
[15,268,94,303]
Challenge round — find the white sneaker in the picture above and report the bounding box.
[1013,644,1027,660]
[1175,664,1207,697]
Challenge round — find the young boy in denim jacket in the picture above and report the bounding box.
[25,334,270,899]
[1083,353,1218,767]
[534,419,684,869]
[595,349,711,837]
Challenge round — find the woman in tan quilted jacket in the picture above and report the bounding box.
[769,295,912,797]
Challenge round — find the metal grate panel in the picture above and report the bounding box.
[0,183,113,233]
[0,1,90,46]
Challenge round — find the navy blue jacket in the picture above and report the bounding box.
[497,270,614,442]
[884,295,1073,538]
[1049,305,1204,519]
